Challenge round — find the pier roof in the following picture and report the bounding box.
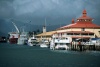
[36,31,56,37]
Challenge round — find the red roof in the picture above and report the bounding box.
[58,9,100,29]
[59,22,100,29]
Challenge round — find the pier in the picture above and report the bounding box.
[71,42,100,51]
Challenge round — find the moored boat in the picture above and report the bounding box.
[8,32,19,44]
[28,33,39,46]
[39,39,49,48]
[50,37,71,50]
[8,22,20,44]
[17,32,28,45]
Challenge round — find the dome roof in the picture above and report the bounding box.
[58,10,100,29]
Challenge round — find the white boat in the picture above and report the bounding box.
[55,43,69,50]
[50,37,71,50]
[40,43,48,48]
[28,38,38,46]
[39,39,49,48]
[28,33,39,46]
[17,32,28,45]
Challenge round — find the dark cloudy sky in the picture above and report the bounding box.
[0,0,100,36]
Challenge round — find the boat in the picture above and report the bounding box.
[28,38,38,46]
[8,22,20,44]
[27,33,39,46]
[17,32,28,45]
[50,37,71,50]
[40,43,49,48]
[55,43,69,50]
[8,32,19,44]
[39,39,49,48]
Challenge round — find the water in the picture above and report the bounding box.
[0,43,100,67]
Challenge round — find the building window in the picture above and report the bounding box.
[81,28,85,31]
[81,33,88,35]
[89,33,94,36]
[67,33,73,35]
[74,33,80,35]
[83,19,85,21]
[77,19,79,21]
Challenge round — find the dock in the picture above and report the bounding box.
[70,42,100,51]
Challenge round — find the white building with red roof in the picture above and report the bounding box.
[53,9,100,41]
[36,9,100,42]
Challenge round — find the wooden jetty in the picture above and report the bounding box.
[70,42,100,51]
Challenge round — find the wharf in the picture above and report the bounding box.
[71,44,100,51]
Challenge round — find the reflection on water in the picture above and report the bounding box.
[51,50,100,56]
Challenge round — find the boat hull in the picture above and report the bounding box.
[9,38,18,44]
[40,44,48,48]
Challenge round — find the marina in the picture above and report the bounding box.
[0,1,100,66]
[0,9,100,51]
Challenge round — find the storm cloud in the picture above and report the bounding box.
[0,0,100,36]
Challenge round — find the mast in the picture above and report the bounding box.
[12,22,20,33]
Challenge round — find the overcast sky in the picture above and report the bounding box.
[0,0,100,35]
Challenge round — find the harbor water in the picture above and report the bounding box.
[0,43,100,67]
